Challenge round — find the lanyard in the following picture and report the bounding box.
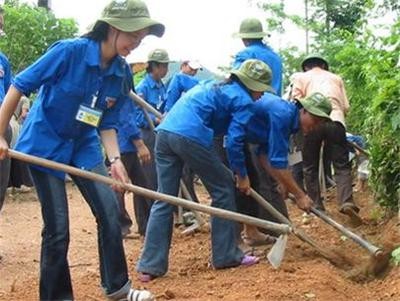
[90,91,99,108]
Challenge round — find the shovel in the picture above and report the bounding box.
[285,191,390,275]
[309,207,393,276]
[310,207,382,256]
[250,189,354,268]
[8,150,291,236]
[179,179,206,235]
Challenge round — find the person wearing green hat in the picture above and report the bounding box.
[245,92,331,218]
[0,0,165,300]
[232,92,329,247]
[232,17,282,96]
[291,55,361,224]
[228,17,284,244]
[115,97,153,239]
[136,59,272,282]
[135,48,169,195]
[116,48,169,239]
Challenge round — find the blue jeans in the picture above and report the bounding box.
[137,131,243,277]
[30,164,130,301]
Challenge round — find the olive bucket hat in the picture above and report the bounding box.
[98,0,165,37]
[301,54,329,71]
[147,48,170,63]
[299,92,332,119]
[231,59,273,92]
[233,18,269,39]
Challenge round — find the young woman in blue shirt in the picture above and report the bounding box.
[137,59,272,282]
[0,1,164,300]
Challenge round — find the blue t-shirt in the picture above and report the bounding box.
[117,98,141,154]
[233,41,283,96]
[164,72,199,112]
[246,93,299,169]
[135,73,166,128]
[0,52,12,104]
[13,38,132,178]
[157,80,255,176]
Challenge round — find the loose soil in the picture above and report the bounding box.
[0,183,399,301]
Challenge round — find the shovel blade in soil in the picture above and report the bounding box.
[267,234,288,269]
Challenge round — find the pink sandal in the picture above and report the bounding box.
[240,255,260,266]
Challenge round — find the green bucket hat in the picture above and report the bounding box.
[98,0,165,37]
[148,48,169,63]
[299,92,332,119]
[301,54,329,71]
[231,59,273,92]
[233,18,269,39]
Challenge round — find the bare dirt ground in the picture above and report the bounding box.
[0,183,399,301]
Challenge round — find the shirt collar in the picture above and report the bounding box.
[145,73,163,89]
[84,38,126,77]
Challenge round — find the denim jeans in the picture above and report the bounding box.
[0,125,12,211]
[30,164,130,301]
[137,131,243,277]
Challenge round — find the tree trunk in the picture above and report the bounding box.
[38,0,51,10]
[305,0,309,54]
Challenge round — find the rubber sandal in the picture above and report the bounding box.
[138,272,157,283]
[240,255,260,266]
[127,288,155,301]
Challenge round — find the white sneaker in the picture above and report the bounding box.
[126,289,155,301]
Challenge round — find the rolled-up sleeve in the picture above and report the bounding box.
[13,41,68,96]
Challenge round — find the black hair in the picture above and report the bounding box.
[294,99,303,110]
[146,61,166,73]
[303,58,329,71]
[215,74,252,98]
[81,21,110,42]
[242,38,263,43]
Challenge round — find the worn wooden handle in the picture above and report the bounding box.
[8,149,291,234]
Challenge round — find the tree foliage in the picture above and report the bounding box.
[0,1,78,73]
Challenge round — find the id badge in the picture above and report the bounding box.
[75,105,103,127]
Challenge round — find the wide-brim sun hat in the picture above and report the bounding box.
[231,59,273,93]
[301,54,329,71]
[98,0,165,37]
[299,92,332,119]
[232,17,269,39]
[147,48,170,63]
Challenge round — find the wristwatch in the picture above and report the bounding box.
[109,156,121,164]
